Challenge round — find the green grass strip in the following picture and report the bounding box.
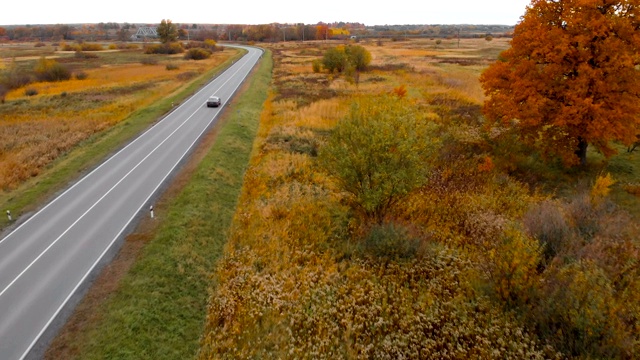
[74,49,272,360]
[0,48,246,229]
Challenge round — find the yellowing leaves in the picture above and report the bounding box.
[591,173,615,201]
[481,0,640,166]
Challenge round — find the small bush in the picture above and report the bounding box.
[34,42,46,47]
[184,48,211,60]
[143,44,161,54]
[144,42,184,55]
[108,43,118,50]
[566,193,600,241]
[203,39,219,50]
[121,43,138,50]
[61,43,78,51]
[34,57,71,82]
[176,71,198,81]
[140,57,158,66]
[25,88,38,96]
[486,227,542,307]
[79,43,103,51]
[0,84,7,103]
[360,222,422,260]
[75,71,88,80]
[74,51,98,59]
[264,128,319,156]
[311,59,322,73]
[523,200,571,261]
[166,63,179,71]
[1,66,32,89]
[533,260,625,358]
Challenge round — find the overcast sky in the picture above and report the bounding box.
[1,0,531,26]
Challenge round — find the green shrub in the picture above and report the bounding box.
[318,95,439,223]
[533,260,627,358]
[34,57,71,82]
[311,59,322,73]
[25,88,38,96]
[360,222,422,260]
[165,63,179,71]
[0,62,32,89]
[184,48,211,60]
[322,46,348,73]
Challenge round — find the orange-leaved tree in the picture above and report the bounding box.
[480,0,640,166]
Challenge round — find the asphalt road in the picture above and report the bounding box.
[0,45,263,360]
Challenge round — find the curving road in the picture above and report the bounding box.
[0,45,263,360]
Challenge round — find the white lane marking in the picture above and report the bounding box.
[17,47,263,360]
[0,106,204,300]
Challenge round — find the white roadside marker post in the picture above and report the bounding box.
[150,205,154,219]
[6,210,11,221]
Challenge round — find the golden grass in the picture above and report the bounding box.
[202,36,640,358]
[200,38,556,358]
[0,49,232,190]
[288,98,346,130]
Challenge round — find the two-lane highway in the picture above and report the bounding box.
[0,45,263,360]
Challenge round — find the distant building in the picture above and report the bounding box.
[130,27,158,40]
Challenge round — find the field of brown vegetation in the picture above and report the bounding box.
[199,38,640,359]
[0,43,232,191]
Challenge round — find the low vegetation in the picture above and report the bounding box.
[4,17,639,359]
[199,37,640,359]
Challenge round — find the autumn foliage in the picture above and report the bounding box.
[200,39,640,359]
[481,0,640,166]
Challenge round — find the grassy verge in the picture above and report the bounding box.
[60,49,271,359]
[0,48,246,230]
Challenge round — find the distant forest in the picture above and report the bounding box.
[0,23,514,43]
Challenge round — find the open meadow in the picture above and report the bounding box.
[0,42,240,225]
[199,37,640,359]
[2,35,638,359]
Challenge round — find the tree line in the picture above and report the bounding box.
[0,23,515,43]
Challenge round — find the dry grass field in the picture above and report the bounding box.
[199,38,640,359]
[0,44,232,191]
